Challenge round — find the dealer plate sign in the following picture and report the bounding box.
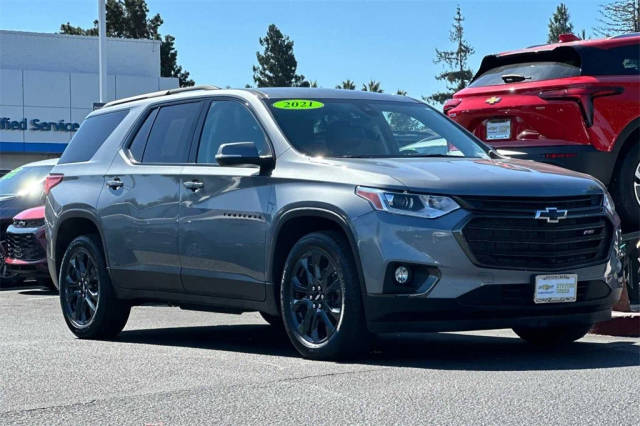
[486,119,511,140]
[534,274,578,304]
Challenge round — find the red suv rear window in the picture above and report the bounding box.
[469,61,580,87]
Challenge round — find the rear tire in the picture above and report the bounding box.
[59,234,130,339]
[611,143,640,231]
[513,323,592,346]
[280,231,369,360]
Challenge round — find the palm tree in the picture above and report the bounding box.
[336,79,356,90]
[396,89,407,96]
[361,80,383,93]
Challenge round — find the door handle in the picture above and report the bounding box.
[183,180,204,191]
[106,177,123,189]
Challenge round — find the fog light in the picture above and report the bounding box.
[394,265,410,285]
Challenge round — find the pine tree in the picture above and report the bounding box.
[547,3,574,43]
[595,0,640,36]
[253,24,308,87]
[427,6,475,105]
[59,0,193,86]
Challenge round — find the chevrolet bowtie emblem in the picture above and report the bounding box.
[485,96,501,105]
[535,207,568,224]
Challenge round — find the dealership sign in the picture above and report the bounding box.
[0,117,79,132]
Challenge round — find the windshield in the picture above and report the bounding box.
[266,99,488,158]
[0,165,53,197]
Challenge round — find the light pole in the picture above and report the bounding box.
[98,0,107,103]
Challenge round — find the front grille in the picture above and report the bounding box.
[6,232,45,261]
[458,195,612,270]
[458,194,603,214]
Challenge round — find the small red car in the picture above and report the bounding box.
[446,33,640,231]
[4,206,53,289]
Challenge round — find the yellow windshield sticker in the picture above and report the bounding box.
[273,99,324,110]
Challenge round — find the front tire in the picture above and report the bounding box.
[280,231,368,360]
[59,235,130,339]
[513,323,592,346]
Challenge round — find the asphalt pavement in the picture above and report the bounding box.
[1,284,639,425]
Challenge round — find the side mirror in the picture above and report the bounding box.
[215,142,274,173]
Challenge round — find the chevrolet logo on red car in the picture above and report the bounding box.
[485,96,501,105]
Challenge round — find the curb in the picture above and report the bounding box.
[590,312,640,337]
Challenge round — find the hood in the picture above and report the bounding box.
[318,157,604,197]
[14,206,45,221]
[0,194,45,221]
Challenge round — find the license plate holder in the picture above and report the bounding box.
[486,119,511,140]
[534,274,578,304]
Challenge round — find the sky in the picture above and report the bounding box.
[0,0,606,99]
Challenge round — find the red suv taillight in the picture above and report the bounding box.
[44,174,63,195]
[538,85,623,127]
[443,98,461,114]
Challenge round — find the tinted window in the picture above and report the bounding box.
[0,165,54,196]
[469,62,580,87]
[266,99,487,158]
[128,108,158,161]
[584,45,640,75]
[196,101,268,164]
[59,109,128,163]
[142,102,201,163]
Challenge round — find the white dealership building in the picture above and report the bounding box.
[0,30,179,170]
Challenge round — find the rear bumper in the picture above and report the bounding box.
[366,280,621,333]
[495,145,617,185]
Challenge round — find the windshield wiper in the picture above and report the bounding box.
[501,74,530,83]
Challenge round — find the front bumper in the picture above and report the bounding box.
[352,209,623,333]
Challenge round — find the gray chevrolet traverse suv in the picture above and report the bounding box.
[45,86,624,359]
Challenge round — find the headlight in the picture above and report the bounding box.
[603,192,616,216]
[356,186,460,218]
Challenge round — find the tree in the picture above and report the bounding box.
[361,80,383,92]
[547,3,574,43]
[595,0,640,36]
[253,24,308,87]
[59,0,193,87]
[396,90,408,96]
[427,6,475,105]
[336,79,356,90]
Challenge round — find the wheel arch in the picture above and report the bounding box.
[267,204,367,315]
[609,116,640,186]
[53,210,107,281]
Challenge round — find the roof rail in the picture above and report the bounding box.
[103,85,219,108]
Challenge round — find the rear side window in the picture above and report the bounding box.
[59,109,128,163]
[141,102,201,164]
[469,61,580,87]
[128,109,158,162]
[583,45,640,76]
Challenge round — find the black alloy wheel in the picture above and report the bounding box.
[59,235,130,339]
[286,248,344,345]
[280,231,369,360]
[61,248,100,328]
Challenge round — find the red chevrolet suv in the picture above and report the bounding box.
[446,33,640,230]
